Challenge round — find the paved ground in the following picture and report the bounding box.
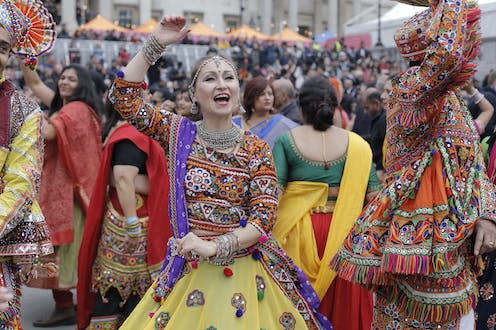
[20,286,75,330]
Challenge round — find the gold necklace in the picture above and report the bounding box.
[322,131,329,170]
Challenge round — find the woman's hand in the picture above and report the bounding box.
[176,232,217,259]
[42,116,57,140]
[474,219,496,256]
[0,287,13,312]
[153,16,190,47]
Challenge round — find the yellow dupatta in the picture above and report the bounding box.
[273,132,372,299]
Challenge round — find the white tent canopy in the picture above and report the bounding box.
[346,0,496,48]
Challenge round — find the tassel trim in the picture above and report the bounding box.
[331,244,466,287]
[329,249,390,286]
[381,253,432,275]
[380,248,461,275]
[380,278,477,324]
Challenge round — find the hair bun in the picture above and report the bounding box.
[314,102,333,131]
[317,102,329,111]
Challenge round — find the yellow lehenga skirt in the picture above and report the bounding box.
[120,255,309,329]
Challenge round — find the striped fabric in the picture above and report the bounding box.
[395,0,429,6]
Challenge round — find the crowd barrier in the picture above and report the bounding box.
[47,37,496,80]
[50,39,232,74]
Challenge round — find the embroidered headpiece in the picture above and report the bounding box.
[394,0,480,65]
[394,8,433,62]
[0,0,56,69]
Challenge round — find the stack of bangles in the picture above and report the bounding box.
[471,89,485,105]
[141,34,166,66]
[125,215,141,237]
[189,232,240,266]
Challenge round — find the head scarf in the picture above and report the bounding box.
[394,7,433,62]
[394,0,480,69]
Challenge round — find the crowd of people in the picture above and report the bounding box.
[2,0,496,329]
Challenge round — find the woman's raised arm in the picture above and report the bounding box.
[21,65,55,108]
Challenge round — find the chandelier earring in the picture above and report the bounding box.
[191,101,199,114]
[189,88,199,114]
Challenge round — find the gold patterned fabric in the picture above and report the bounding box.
[0,81,52,328]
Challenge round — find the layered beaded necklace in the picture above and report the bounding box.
[197,121,242,150]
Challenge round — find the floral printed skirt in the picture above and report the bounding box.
[120,255,310,330]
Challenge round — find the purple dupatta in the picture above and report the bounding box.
[154,116,196,298]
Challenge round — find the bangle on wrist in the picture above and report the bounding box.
[141,34,166,66]
[209,232,239,265]
[471,90,484,104]
[125,215,141,237]
[126,215,139,225]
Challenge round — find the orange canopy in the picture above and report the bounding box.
[189,21,222,38]
[270,27,311,44]
[79,15,129,32]
[227,24,268,40]
[134,18,158,33]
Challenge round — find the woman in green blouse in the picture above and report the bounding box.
[272,76,381,330]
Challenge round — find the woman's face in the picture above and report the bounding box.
[175,91,192,116]
[58,68,79,101]
[193,59,240,119]
[253,85,274,114]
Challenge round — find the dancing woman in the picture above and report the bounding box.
[109,16,331,329]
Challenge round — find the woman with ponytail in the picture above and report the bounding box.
[272,75,382,329]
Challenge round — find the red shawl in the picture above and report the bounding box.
[77,123,171,329]
[39,101,102,245]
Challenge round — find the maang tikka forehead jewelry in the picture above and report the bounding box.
[188,56,239,92]
[187,56,240,115]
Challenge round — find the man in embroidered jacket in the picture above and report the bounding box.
[0,0,54,328]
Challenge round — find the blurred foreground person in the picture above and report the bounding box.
[0,0,55,328]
